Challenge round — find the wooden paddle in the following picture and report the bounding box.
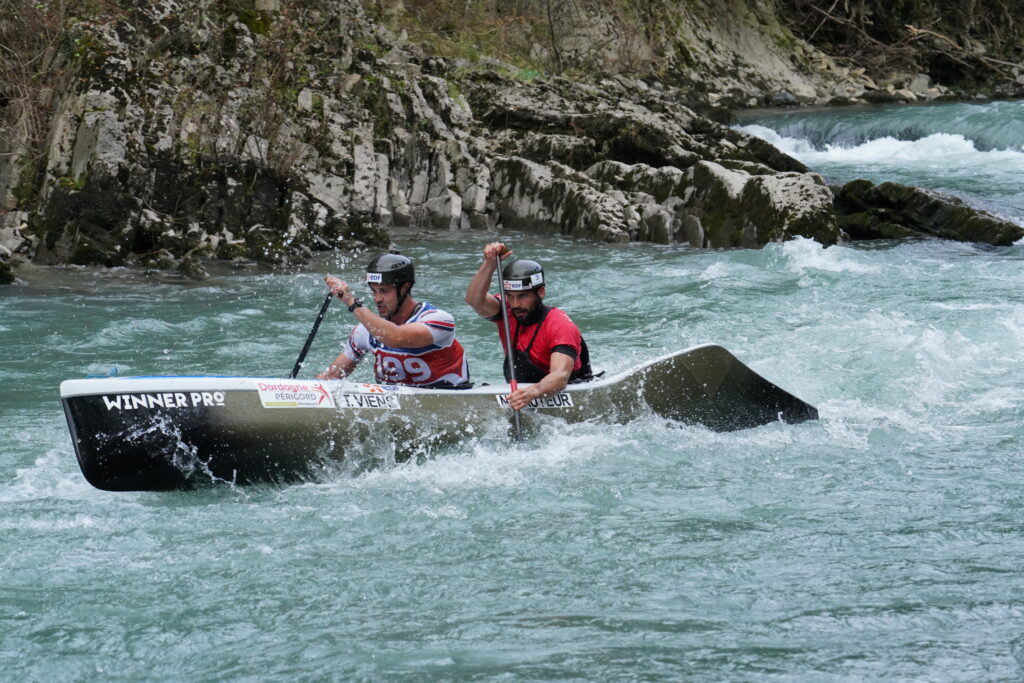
[494,251,523,441]
[289,292,334,379]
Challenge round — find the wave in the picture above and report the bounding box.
[736,100,1024,152]
[780,236,880,275]
[736,111,1024,226]
[738,125,1024,170]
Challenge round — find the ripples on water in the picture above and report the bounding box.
[5,108,1024,678]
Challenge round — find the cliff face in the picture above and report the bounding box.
[389,0,1023,108]
[2,1,394,277]
[397,0,840,107]
[0,0,1019,283]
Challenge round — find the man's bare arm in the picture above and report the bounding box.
[465,242,511,319]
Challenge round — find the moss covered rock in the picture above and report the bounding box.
[835,179,1024,245]
[492,156,630,243]
[32,180,135,267]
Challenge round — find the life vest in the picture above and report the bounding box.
[501,305,594,385]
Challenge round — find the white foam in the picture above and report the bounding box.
[0,450,99,503]
[0,514,99,531]
[930,302,1008,312]
[998,308,1024,345]
[299,422,635,496]
[819,398,944,443]
[781,237,880,274]
[816,133,982,164]
[962,386,1024,415]
[413,505,468,520]
[738,126,1024,169]
[700,261,736,279]
[738,125,1024,226]
[739,124,817,155]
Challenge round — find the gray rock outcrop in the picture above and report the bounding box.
[834,179,1024,245]
[0,0,1016,283]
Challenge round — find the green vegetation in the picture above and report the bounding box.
[515,68,543,82]
[387,0,555,72]
[11,156,41,206]
[56,175,87,191]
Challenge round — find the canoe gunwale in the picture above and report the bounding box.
[58,344,725,399]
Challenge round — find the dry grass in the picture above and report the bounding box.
[386,0,674,76]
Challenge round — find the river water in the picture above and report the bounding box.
[4,100,1024,679]
[736,98,1024,225]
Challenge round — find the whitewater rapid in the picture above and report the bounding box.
[737,99,1024,225]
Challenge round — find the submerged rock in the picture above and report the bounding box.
[177,254,209,280]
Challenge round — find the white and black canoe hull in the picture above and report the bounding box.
[60,345,818,491]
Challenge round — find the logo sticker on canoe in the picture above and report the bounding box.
[336,393,401,409]
[496,393,574,408]
[101,392,225,411]
[256,381,335,409]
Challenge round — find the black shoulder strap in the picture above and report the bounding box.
[569,337,596,383]
[521,306,551,355]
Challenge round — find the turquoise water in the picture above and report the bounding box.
[5,102,1024,679]
[738,99,1024,225]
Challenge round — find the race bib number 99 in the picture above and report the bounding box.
[376,355,432,383]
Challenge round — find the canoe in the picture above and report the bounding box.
[60,344,818,491]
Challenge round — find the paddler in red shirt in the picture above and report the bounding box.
[466,242,593,410]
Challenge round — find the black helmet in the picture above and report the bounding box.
[502,258,544,291]
[366,252,414,286]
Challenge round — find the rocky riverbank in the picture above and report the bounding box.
[1,0,1022,284]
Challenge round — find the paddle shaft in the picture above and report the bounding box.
[289,292,334,379]
[494,252,523,440]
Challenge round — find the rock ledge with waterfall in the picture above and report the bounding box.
[1,0,1021,283]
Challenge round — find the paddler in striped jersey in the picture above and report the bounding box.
[317,252,472,389]
[466,242,593,410]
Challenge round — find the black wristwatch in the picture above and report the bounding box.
[348,298,365,312]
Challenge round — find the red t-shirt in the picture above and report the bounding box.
[494,303,583,373]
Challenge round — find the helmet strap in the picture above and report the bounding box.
[392,281,412,320]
